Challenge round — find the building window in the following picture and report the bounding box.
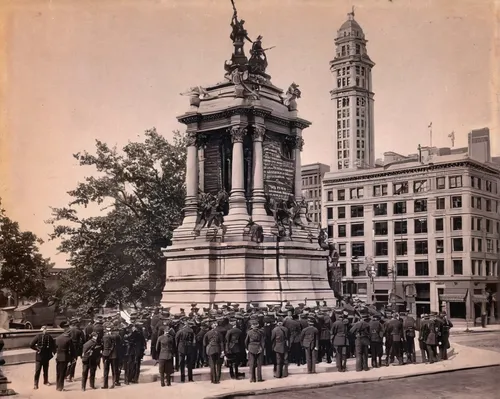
[435,218,444,231]
[395,241,408,256]
[375,242,388,256]
[414,199,427,212]
[414,218,428,233]
[452,238,463,252]
[436,197,445,210]
[352,242,365,257]
[338,189,345,201]
[373,203,387,216]
[451,196,462,208]
[339,262,346,276]
[338,243,347,256]
[472,196,482,210]
[449,176,462,188]
[338,225,346,237]
[452,216,462,231]
[338,207,346,219]
[486,239,493,253]
[373,184,388,197]
[453,259,463,275]
[350,205,364,218]
[486,261,491,276]
[327,191,333,201]
[437,260,445,275]
[327,207,333,220]
[413,180,428,193]
[486,199,492,212]
[350,187,364,199]
[471,260,476,275]
[436,239,444,254]
[397,262,409,277]
[327,225,334,238]
[351,223,364,236]
[374,221,388,236]
[377,262,388,277]
[436,177,445,190]
[415,261,429,276]
[394,220,407,235]
[477,238,482,252]
[394,182,409,195]
[415,240,428,255]
[393,201,407,214]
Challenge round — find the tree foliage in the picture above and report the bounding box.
[0,201,51,302]
[47,128,186,310]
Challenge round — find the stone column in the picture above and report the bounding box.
[251,126,267,220]
[183,131,199,224]
[293,135,305,200]
[198,147,205,192]
[227,126,248,217]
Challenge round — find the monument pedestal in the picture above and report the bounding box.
[0,376,17,396]
[161,240,335,312]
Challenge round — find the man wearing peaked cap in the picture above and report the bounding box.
[300,316,319,374]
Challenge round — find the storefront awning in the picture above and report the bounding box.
[440,294,465,302]
[440,288,468,303]
[472,294,489,303]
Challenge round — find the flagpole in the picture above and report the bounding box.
[428,122,433,147]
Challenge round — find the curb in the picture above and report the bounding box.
[203,363,500,399]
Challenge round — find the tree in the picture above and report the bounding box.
[47,128,186,310]
[0,200,51,304]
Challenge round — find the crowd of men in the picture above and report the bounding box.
[28,300,454,391]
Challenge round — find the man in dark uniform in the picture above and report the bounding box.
[195,320,209,368]
[298,311,309,365]
[30,325,56,389]
[81,332,101,391]
[132,322,147,383]
[271,316,289,378]
[245,321,265,382]
[54,321,75,392]
[66,319,84,382]
[369,315,383,368]
[175,319,196,383]
[83,320,94,343]
[224,319,243,379]
[300,316,319,374]
[283,314,302,366]
[438,311,453,360]
[93,318,104,344]
[350,313,371,372]
[149,308,161,360]
[156,324,175,387]
[101,327,118,389]
[318,312,332,363]
[331,313,350,372]
[263,314,275,367]
[204,321,224,384]
[419,314,429,363]
[385,313,404,366]
[403,312,417,363]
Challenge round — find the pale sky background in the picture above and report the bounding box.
[0,0,498,267]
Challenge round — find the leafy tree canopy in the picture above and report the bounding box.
[47,128,186,311]
[0,201,51,302]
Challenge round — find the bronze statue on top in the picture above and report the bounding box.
[248,35,273,75]
[230,0,252,63]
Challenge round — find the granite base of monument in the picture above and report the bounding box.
[0,376,16,396]
[161,239,335,312]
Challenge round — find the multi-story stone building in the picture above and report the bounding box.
[301,163,330,225]
[322,129,500,321]
[330,10,375,172]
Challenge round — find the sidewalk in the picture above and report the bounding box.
[3,342,499,399]
[450,324,500,334]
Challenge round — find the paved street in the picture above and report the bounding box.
[245,366,500,399]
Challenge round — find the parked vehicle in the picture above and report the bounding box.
[2,302,71,329]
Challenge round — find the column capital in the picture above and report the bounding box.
[252,126,266,142]
[186,131,197,147]
[228,126,247,143]
[289,135,305,151]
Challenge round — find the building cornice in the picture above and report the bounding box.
[323,160,500,185]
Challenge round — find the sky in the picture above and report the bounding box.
[0,0,498,266]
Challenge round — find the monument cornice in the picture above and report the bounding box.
[178,106,311,130]
[323,160,500,185]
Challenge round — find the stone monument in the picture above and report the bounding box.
[161,1,336,310]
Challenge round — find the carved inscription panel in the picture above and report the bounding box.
[263,134,295,201]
